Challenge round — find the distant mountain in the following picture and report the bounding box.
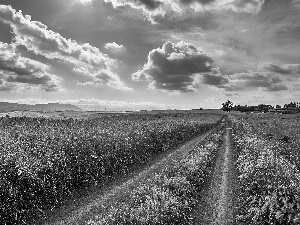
[0,102,82,112]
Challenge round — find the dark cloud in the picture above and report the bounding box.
[6,74,51,85]
[264,63,293,74]
[0,83,15,91]
[0,46,47,76]
[0,42,60,91]
[266,84,288,91]
[104,0,163,13]
[233,0,264,8]
[4,73,59,91]
[95,72,113,84]
[132,41,215,92]
[262,62,300,75]
[220,72,289,92]
[0,22,13,44]
[202,73,228,86]
[0,62,40,76]
[137,0,162,10]
[179,0,215,6]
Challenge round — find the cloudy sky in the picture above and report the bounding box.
[0,0,299,110]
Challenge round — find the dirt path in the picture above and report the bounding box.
[34,127,219,225]
[193,120,238,225]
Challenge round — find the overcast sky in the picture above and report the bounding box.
[0,0,299,110]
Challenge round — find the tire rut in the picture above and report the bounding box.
[193,120,237,225]
[34,127,218,225]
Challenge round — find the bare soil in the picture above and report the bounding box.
[192,120,238,225]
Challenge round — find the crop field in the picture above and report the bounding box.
[86,127,224,225]
[2,111,300,225]
[0,112,223,224]
[230,113,300,224]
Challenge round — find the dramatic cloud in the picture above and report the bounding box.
[0,5,131,91]
[132,41,217,92]
[0,42,61,91]
[105,42,127,55]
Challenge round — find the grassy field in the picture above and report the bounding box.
[0,111,223,224]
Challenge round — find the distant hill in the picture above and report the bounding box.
[0,102,82,112]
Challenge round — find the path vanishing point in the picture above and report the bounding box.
[194,120,238,225]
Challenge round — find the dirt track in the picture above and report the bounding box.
[193,120,238,225]
[33,119,239,225]
[34,127,218,225]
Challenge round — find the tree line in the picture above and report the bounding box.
[221,100,300,113]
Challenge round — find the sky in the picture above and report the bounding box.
[0,0,299,110]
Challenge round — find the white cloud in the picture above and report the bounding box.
[105,42,127,55]
[0,5,131,91]
[0,42,61,92]
[74,68,132,90]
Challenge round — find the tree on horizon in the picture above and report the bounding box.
[222,100,233,112]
